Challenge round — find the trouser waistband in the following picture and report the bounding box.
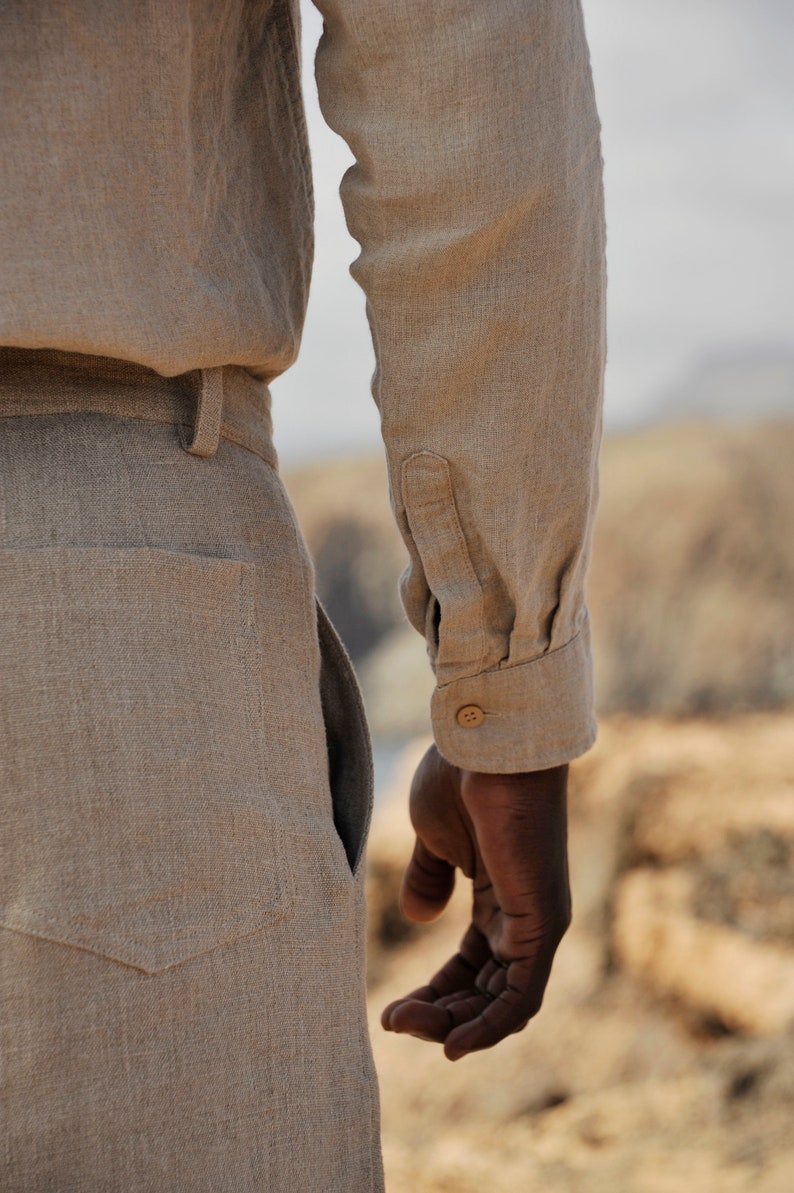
[0,348,278,469]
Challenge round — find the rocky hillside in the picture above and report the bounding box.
[366,715,794,1193]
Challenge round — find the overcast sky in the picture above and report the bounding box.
[271,0,794,465]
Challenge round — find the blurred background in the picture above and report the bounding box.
[275,2,794,1190]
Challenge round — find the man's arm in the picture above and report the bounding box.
[312,0,605,1053]
[312,0,605,774]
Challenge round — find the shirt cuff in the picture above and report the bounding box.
[430,618,596,773]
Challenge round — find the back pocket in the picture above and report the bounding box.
[0,546,290,973]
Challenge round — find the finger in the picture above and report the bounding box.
[435,958,507,1008]
[435,991,491,1024]
[475,957,509,999]
[381,949,479,1030]
[380,984,438,1030]
[381,961,473,1036]
[421,928,492,997]
[443,957,550,1061]
[399,836,456,923]
[384,1000,454,1043]
[380,928,493,1037]
[387,973,505,1042]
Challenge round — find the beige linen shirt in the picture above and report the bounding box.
[0,0,606,773]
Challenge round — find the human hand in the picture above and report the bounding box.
[380,745,571,1061]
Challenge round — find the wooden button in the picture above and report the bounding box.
[456,704,485,729]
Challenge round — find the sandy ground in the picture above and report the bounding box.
[365,714,794,1192]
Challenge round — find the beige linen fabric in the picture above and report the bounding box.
[0,351,382,1191]
[0,0,606,773]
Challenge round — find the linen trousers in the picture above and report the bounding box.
[0,349,383,1192]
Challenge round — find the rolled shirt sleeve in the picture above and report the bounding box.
[312,0,606,772]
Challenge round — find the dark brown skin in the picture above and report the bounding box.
[381,745,571,1061]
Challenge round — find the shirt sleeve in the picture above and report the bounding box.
[311,0,606,773]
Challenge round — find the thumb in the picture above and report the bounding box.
[399,836,456,923]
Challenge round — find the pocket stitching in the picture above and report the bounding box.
[0,547,293,973]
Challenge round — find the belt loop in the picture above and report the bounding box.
[179,367,224,457]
